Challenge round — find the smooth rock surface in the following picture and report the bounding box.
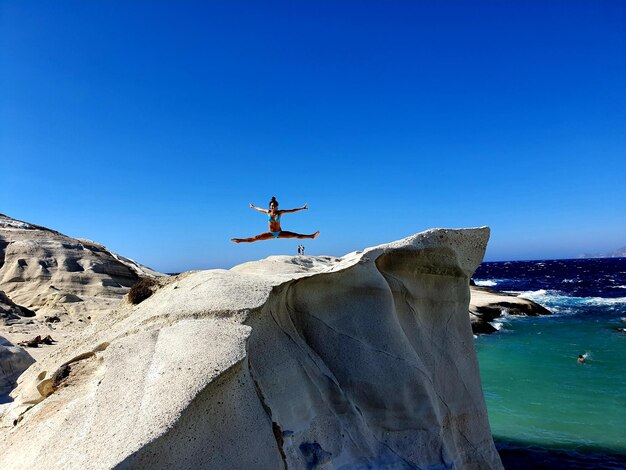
[0,337,35,397]
[0,213,162,325]
[0,227,503,469]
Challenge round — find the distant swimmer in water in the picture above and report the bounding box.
[231,196,320,243]
[578,353,591,364]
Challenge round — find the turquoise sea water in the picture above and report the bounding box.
[473,258,626,468]
[477,313,626,451]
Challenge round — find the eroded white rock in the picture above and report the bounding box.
[0,228,502,469]
[0,337,35,397]
[0,213,163,324]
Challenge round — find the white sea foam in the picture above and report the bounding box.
[580,296,626,306]
[516,289,626,309]
[489,308,519,331]
[516,289,551,301]
[474,279,499,287]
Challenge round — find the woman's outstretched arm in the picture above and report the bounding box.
[279,203,308,214]
[249,203,269,214]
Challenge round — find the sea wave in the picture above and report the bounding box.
[489,317,520,331]
[581,296,626,305]
[489,308,526,331]
[515,289,626,308]
[474,279,499,287]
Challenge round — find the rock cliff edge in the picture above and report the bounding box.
[0,227,503,469]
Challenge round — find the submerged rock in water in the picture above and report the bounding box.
[0,228,503,469]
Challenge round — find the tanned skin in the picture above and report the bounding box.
[231,200,320,243]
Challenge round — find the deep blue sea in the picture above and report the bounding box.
[473,258,626,469]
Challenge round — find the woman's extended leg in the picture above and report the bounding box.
[231,232,276,243]
[278,230,320,240]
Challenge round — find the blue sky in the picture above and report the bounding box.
[2,1,625,273]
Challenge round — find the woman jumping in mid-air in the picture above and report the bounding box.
[231,196,320,243]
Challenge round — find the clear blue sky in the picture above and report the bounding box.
[2,1,625,273]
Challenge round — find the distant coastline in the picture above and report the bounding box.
[578,245,626,259]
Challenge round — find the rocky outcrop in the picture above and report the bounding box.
[0,214,163,324]
[0,228,503,469]
[0,291,36,325]
[0,337,35,397]
[469,286,551,334]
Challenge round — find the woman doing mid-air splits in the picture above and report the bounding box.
[231,196,320,243]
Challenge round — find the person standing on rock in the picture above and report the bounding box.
[231,196,320,243]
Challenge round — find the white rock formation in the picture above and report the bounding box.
[0,228,503,469]
[0,214,162,324]
[469,286,551,334]
[0,291,36,325]
[0,337,35,397]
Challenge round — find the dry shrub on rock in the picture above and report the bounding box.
[128,277,158,305]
